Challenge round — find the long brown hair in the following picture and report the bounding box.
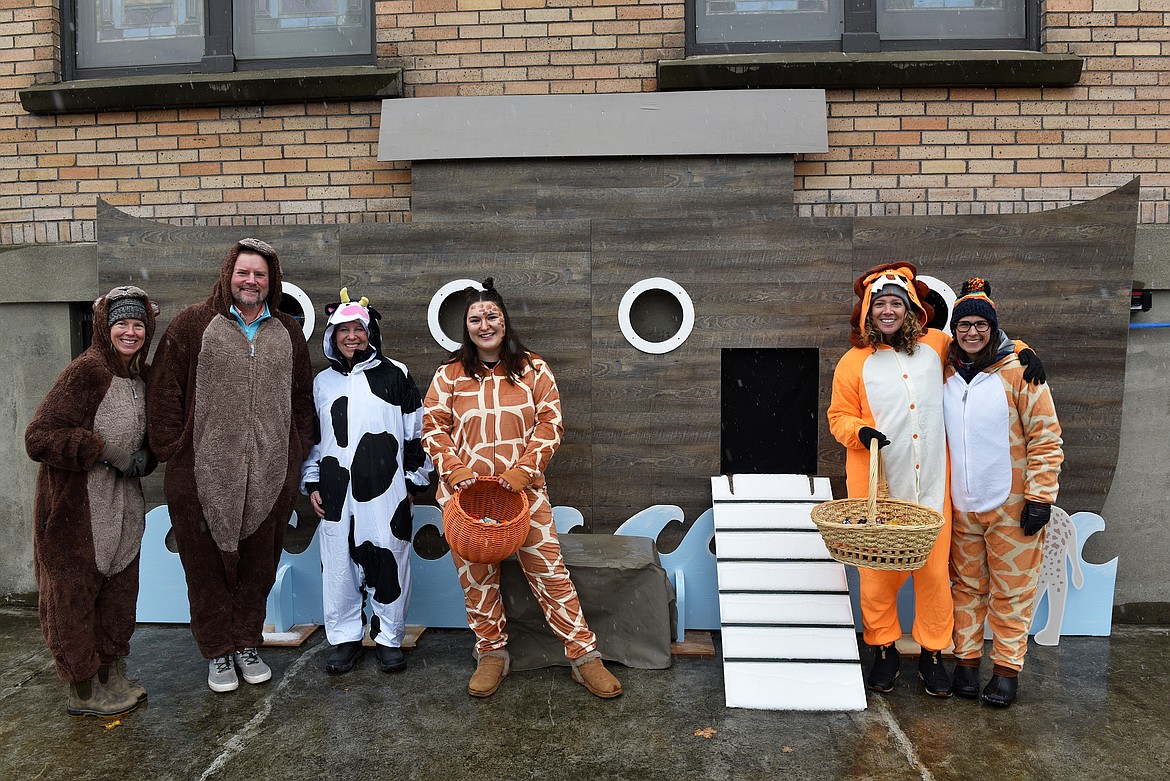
[447,277,532,383]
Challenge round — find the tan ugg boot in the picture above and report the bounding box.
[98,659,148,702]
[67,675,140,718]
[468,649,510,698]
[570,651,623,699]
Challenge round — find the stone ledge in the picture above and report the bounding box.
[658,51,1083,90]
[19,66,403,115]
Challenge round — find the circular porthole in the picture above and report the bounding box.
[618,277,695,355]
[278,281,315,342]
[428,278,484,352]
[918,275,957,335]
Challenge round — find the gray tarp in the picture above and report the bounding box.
[501,534,677,671]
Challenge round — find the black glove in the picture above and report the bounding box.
[858,427,890,450]
[122,448,150,479]
[101,442,132,475]
[1019,348,1046,386]
[1021,501,1051,536]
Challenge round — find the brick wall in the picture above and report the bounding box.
[1,0,1168,244]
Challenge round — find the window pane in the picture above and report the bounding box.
[696,0,843,45]
[233,0,372,60]
[879,0,1026,39]
[76,0,205,69]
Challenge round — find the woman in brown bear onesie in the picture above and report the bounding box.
[25,286,159,717]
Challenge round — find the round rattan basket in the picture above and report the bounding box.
[443,476,531,564]
[810,441,945,572]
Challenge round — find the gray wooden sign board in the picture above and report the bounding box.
[378,90,828,161]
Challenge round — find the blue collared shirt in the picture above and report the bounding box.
[229,303,271,341]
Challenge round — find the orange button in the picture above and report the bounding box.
[903,374,909,379]
[912,434,918,439]
[910,404,915,409]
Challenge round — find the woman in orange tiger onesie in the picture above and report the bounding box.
[828,262,956,697]
[943,278,1063,708]
[422,278,622,699]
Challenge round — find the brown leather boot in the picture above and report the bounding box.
[570,652,623,699]
[67,674,140,718]
[98,659,147,703]
[468,649,510,698]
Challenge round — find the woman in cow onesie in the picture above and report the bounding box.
[301,289,434,675]
[943,279,1063,708]
[828,262,957,697]
[26,286,159,717]
[422,278,622,699]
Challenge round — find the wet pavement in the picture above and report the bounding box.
[1,606,1167,781]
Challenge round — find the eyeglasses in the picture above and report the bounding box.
[954,321,991,333]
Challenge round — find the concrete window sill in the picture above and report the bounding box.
[658,51,1083,90]
[19,66,403,115]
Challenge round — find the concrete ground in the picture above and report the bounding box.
[1,606,1167,781]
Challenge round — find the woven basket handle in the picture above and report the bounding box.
[866,439,889,519]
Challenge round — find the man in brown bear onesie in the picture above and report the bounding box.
[148,238,314,692]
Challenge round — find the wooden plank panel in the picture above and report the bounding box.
[723,662,867,711]
[718,593,857,625]
[722,626,860,661]
[412,157,794,222]
[716,561,848,591]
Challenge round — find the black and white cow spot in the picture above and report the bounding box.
[351,431,400,503]
[330,397,349,448]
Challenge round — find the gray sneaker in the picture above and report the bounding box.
[208,654,239,693]
[234,647,272,685]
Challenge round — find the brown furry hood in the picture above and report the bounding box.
[208,237,284,315]
[92,285,159,377]
[848,261,935,349]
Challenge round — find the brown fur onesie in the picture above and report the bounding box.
[25,286,159,683]
[147,240,314,659]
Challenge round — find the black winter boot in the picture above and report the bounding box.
[325,641,364,674]
[867,644,900,693]
[981,674,1019,707]
[952,662,980,699]
[918,650,953,697]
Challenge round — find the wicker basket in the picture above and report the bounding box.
[443,476,531,564]
[810,441,945,572]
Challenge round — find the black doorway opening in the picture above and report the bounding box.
[721,347,819,475]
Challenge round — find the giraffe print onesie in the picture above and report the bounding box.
[422,354,596,660]
[943,353,1063,671]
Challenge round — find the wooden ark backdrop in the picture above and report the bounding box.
[96,165,1137,535]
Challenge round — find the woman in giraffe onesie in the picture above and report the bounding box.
[943,278,1063,708]
[422,278,622,699]
[828,262,956,697]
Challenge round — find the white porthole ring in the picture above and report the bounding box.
[428,278,484,352]
[618,277,695,355]
[280,281,315,342]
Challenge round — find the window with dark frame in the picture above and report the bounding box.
[66,0,374,80]
[689,0,1038,55]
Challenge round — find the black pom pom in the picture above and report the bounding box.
[482,277,495,291]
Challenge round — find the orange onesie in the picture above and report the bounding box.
[828,328,955,652]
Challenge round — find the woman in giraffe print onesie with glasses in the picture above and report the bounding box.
[422,278,622,700]
[943,278,1064,708]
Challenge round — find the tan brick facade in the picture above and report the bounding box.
[2,0,1169,243]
